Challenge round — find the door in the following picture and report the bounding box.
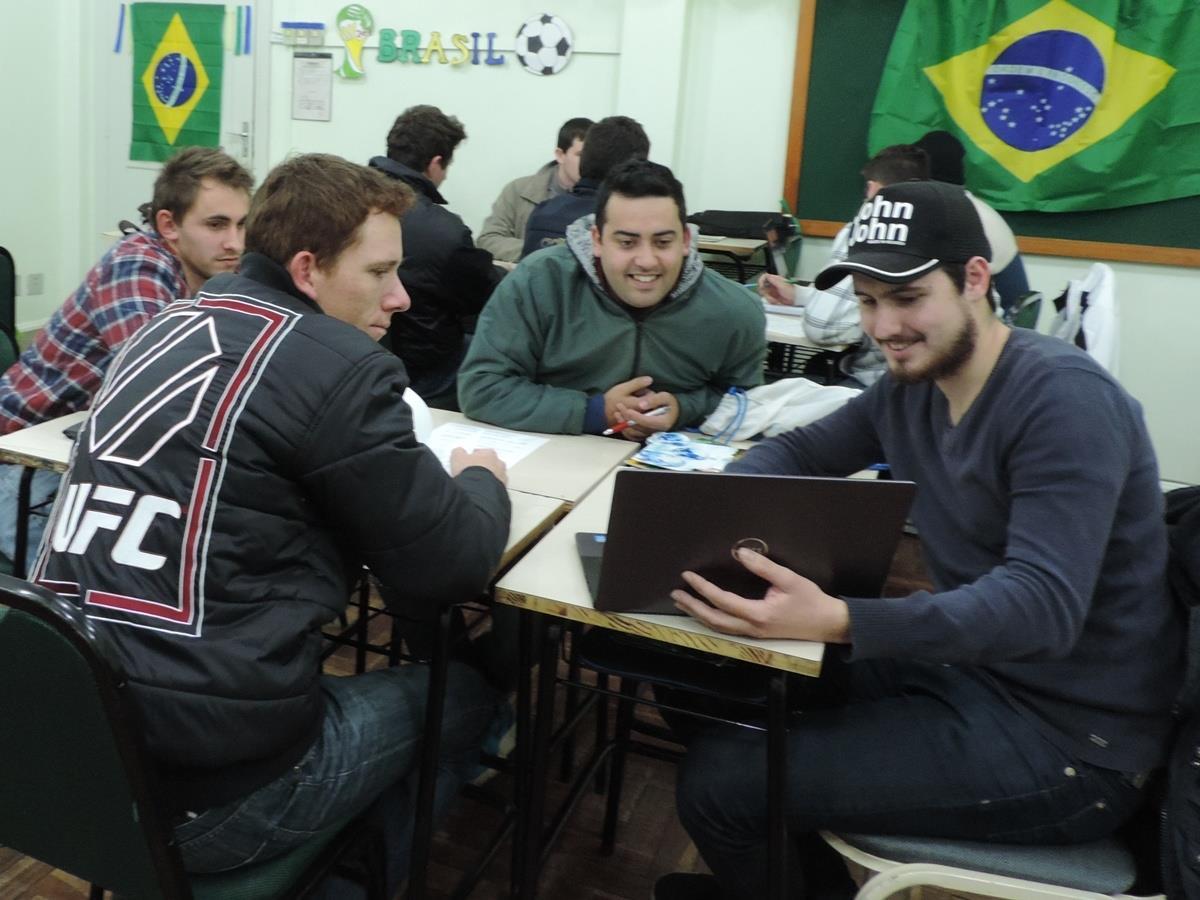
[85,0,268,258]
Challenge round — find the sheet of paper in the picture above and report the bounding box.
[425,423,548,472]
[291,52,332,121]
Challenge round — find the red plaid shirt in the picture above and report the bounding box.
[0,232,188,434]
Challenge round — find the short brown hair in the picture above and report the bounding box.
[385,105,467,170]
[151,146,253,223]
[861,145,930,186]
[245,154,414,269]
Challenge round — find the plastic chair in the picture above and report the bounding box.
[1007,265,1119,375]
[818,486,1200,900]
[0,573,386,900]
[1047,262,1118,375]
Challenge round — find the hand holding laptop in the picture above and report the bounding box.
[672,547,851,643]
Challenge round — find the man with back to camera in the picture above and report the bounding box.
[32,153,511,892]
[520,115,651,258]
[758,137,1028,387]
[477,116,593,262]
[369,104,506,410]
[458,158,766,438]
[652,180,1181,899]
[0,146,252,571]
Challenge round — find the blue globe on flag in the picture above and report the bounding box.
[153,52,198,108]
[980,29,1104,152]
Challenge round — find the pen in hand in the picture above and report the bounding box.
[603,405,671,436]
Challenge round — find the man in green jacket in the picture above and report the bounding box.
[458,159,766,437]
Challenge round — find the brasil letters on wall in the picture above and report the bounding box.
[869,0,1200,212]
[131,3,225,162]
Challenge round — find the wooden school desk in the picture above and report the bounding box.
[0,411,87,577]
[429,409,637,507]
[695,235,769,282]
[0,409,623,578]
[495,471,823,900]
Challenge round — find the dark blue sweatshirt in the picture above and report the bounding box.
[730,328,1182,773]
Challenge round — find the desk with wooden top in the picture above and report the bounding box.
[429,409,636,507]
[0,409,632,577]
[495,471,821,900]
[695,236,768,282]
[495,472,823,675]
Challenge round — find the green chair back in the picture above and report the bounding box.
[0,574,192,899]
[0,574,385,900]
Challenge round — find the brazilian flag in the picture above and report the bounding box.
[131,4,225,162]
[869,0,1200,212]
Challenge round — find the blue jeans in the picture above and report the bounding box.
[674,657,1146,900]
[174,662,499,895]
[0,463,58,571]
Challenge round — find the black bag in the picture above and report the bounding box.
[686,209,785,239]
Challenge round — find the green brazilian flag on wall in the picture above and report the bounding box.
[131,3,225,162]
[869,0,1200,212]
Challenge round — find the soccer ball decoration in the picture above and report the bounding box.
[514,13,574,76]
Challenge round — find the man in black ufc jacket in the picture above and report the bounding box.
[34,154,510,888]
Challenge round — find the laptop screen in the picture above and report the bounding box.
[587,469,916,616]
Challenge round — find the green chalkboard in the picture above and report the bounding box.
[785,0,1200,266]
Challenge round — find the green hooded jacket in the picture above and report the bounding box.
[458,215,766,434]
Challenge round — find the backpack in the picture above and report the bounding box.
[1161,485,1200,897]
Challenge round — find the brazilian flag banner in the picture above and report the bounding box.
[131,3,225,162]
[869,0,1200,212]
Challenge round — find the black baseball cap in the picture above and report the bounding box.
[813,180,991,290]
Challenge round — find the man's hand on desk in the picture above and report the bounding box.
[450,447,509,485]
[757,273,798,307]
[613,391,679,441]
[671,548,851,643]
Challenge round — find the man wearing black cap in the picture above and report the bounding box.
[654,180,1180,900]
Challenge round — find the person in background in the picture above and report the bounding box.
[759,136,1030,387]
[520,115,650,258]
[477,116,593,262]
[0,146,252,571]
[369,104,506,409]
[914,129,1031,312]
[33,153,511,895]
[460,158,765,437]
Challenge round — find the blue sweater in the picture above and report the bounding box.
[730,328,1182,772]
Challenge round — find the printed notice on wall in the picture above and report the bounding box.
[292,51,332,121]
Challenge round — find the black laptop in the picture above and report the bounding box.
[578,468,916,615]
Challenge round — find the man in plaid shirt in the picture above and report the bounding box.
[0,146,252,570]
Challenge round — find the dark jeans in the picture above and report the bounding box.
[673,656,1147,900]
[174,663,499,896]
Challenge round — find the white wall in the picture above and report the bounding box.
[0,0,86,328]
[0,0,1194,480]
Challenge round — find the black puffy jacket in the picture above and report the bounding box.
[368,157,504,372]
[34,253,510,811]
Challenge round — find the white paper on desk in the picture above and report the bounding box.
[761,299,806,317]
[425,423,548,473]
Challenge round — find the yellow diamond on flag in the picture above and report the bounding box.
[140,13,211,145]
[923,0,1175,183]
